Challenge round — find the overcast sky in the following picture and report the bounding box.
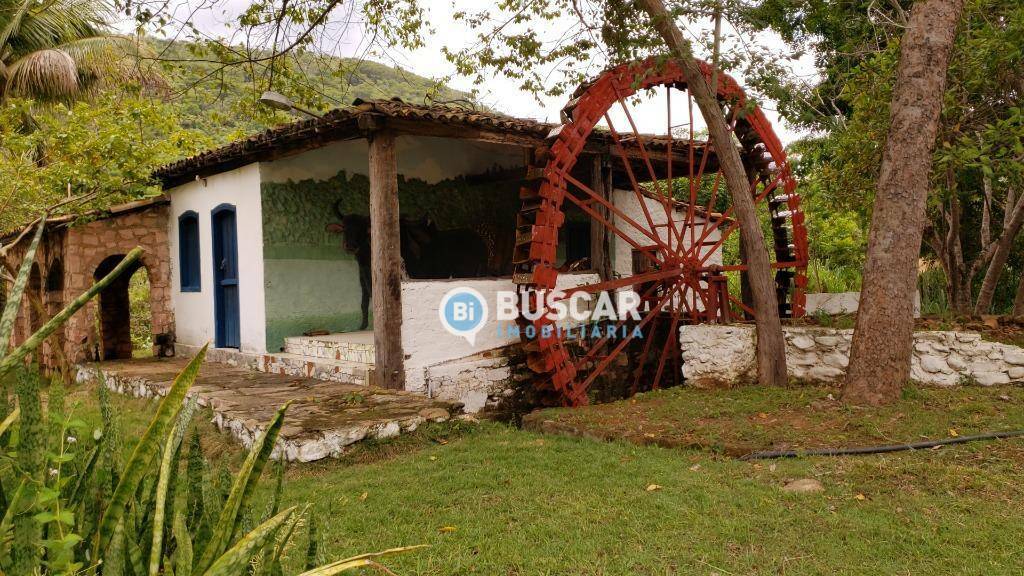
[141,0,819,144]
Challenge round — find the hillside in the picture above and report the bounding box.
[154,39,470,145]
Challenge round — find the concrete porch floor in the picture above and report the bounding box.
[77,357,458,462]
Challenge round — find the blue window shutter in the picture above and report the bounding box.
[179,211,201,292]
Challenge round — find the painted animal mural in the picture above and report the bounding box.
[326,203,490,330]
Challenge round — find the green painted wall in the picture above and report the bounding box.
[261,169,519,352]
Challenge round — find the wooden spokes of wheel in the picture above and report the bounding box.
[513,58,808,406]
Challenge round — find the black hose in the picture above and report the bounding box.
[739,429,1024,460]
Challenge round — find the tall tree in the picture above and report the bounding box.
[844,0,965,405]
[746,0,1024,317]
[639,0,786,386]
[440,0,790,385]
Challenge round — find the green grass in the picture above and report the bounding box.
[65,381,1024,575]
[529,383,1024,455]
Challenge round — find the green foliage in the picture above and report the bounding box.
[129,268,153,357]
[0,360,415,575]
[0,95,211,231]
[194,401,289,574]
[11,368,44,574]
[152,38,465,147]
[0,244,419,573]
[0,32,472,232]
[919,266,952,316]
[750,0,1024,310]
[807,259,862,294]
[95,345,207,556]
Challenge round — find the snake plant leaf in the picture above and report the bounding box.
[0,406,18,439]
[256,506,304,576]
[125,524,146,576]
[194,401,290,574]
[172,511,193,576]
[0,246,144,380]
[200,507,296,576]
[150,420,183,576]
[0,217,45,357]
[295,545,429,576]
[95,343,208,557]
[0,480,26,560]
[150,395,197,575]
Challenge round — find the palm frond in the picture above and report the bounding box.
[6,0,113,57]
[0,0,37,58]
[60,35,167,93]
[4,48,79,99]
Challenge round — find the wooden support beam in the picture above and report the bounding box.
[368,130,405,389]
[589,155,613,280]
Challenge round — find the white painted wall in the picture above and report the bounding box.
[805,291,922,318]
[610,189,723,278]
[610,189,723,313]
[167,163,268,353]
[400,274,599,390]
[259,135,525,184]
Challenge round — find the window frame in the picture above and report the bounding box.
[178,210,201,292]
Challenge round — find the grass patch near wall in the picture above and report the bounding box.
[67,378,1024,575]
[525,383,1024,456]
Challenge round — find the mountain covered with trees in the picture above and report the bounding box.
[154,38,469,144]
[0,38,468,231]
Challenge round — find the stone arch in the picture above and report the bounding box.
[44,257,66,363]
[62,204,173,363]
[94,254,150,360]
[46,258,64,293]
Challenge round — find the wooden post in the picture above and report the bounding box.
[589,154,613,280]
[368,130,405,389]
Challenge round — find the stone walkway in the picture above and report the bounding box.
[77,357,458,462]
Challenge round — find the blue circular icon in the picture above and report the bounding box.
[439,288,488,342]
[442,290,486,332]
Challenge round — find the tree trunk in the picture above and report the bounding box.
[1013,273,1024,316]
[640,0,787,386]
[844,0,964,405]
[974,190,1024,314]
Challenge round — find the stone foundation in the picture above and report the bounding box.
[681,324,1024,387]
[174,343,370,385]
[77,358,457,462]
[416,348,515,413]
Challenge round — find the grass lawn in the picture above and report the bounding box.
[66,381,1024,575]
[525,383,1024,456]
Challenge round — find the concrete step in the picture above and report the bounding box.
[256,352,372,385]
[283,331,375,364]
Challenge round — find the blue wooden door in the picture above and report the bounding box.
[212,204,240,348]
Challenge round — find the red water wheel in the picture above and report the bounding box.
[513,58,808,406]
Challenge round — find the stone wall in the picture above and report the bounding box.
[421,348,516,413]
[680,324,1024,387]
[4,203,172,366]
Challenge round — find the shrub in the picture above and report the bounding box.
[0,219,420,574]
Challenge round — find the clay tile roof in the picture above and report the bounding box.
[153,98,556,188]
